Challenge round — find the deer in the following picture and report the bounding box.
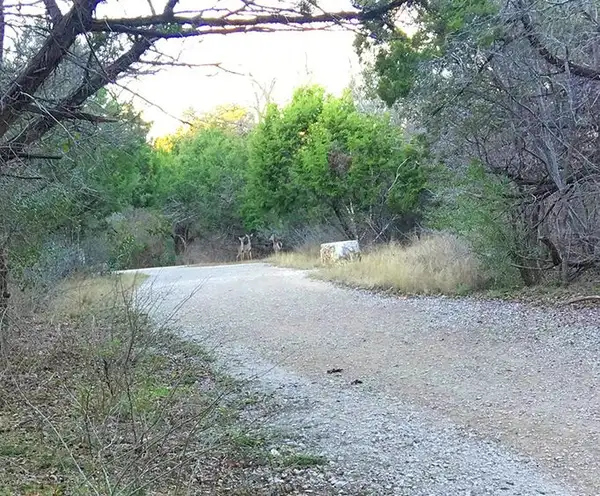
[236,234,253,261]
[269,234,283,254]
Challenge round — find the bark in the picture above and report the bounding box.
[0,246,9,352]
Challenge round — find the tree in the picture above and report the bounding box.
[0,0,408,341]
[244,86,326,229]
[297,90,425,239]
[359,0,600,284]
[156,125,248,254]
[245,85,426,239]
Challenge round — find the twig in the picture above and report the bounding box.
[564,295,600,305]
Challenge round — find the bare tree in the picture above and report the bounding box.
[395,0,600,283]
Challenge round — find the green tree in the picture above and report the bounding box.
[245,86,427,239]
[244,87,326,229]
[156,126,248,254]
[297,91,425,238]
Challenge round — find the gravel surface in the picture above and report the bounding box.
[135,263,600,495]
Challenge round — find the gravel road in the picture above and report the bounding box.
[135,263,600,495]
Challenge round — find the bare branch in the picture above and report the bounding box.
[2,37,152,160]
[520,0,600,80]
[0,172,45,179]
[43,0,62,24]
[564,295,600,305]
[0,0,102,138]
[0,0,4,66]
[23,104,118,123]
[89,0,407,38]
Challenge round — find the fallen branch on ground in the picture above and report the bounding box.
[564,295,600,305]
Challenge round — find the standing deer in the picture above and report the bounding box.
[236,234,253,261]
[269,234,283,254]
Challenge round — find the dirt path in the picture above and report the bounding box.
[137,263,600,495]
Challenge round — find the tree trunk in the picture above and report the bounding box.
[0,247,9,352]
[330,202,356,240]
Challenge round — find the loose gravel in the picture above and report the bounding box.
[136,263,600,495]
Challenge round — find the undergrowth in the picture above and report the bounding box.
[0,273,328,495]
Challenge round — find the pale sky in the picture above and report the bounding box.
[95,0,418,138]
[127,29,360,138]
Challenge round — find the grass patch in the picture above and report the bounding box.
[318,234,483,295]
[49,271,148,318]
[320,235,482,295]
[270,234,483,295]
[1,273,331,495]
[271,234,600,304]
[272,233,482,295]
[268,251,322,270]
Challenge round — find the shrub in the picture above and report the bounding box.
[428,163,523,287]
[107,208,174,269]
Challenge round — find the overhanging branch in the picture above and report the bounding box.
[90,0,407,37]
[23,104,118,123]
[520,2,600,81]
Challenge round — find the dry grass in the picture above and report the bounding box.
[1,273,331,495]
[268,244,323,270]
[48,272,148,318]
[319,233,484,295]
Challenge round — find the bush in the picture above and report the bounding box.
[107,208,175,269]
[16,237,88,292]
[320,233,484,294]
[428,163,523,287]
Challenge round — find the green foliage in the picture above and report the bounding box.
[244,85,426,236]
[4,95,164,281]
[357,0,501,105]
[244,87,326,228]
[418,0,499,45]
[428,162,521,287]
[357,31,430,106]
[107,208,174,270]
[156,126,248,233]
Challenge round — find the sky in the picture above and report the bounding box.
[97,0,365,138]
[126,29,360,138]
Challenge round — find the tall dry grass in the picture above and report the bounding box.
[268,243,323,270]
[320,233,484,295]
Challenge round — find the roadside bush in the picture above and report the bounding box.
[107,208,175,269]
[0,274,268,494]
[428,164,522,287]
[15,237,88,293]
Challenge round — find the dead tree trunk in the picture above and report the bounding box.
[0,245,9,352]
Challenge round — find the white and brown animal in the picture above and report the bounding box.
[269,234,283,254]
[236,234,253,261]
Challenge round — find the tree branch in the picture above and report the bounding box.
[0,0,5,66]
[3,37,153,159]
[0,151,63,160]
[23,104,118,123]
[89,0,406,37]
[0,0,101,139]
[43,0,63,24]
[520,2,600,81]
